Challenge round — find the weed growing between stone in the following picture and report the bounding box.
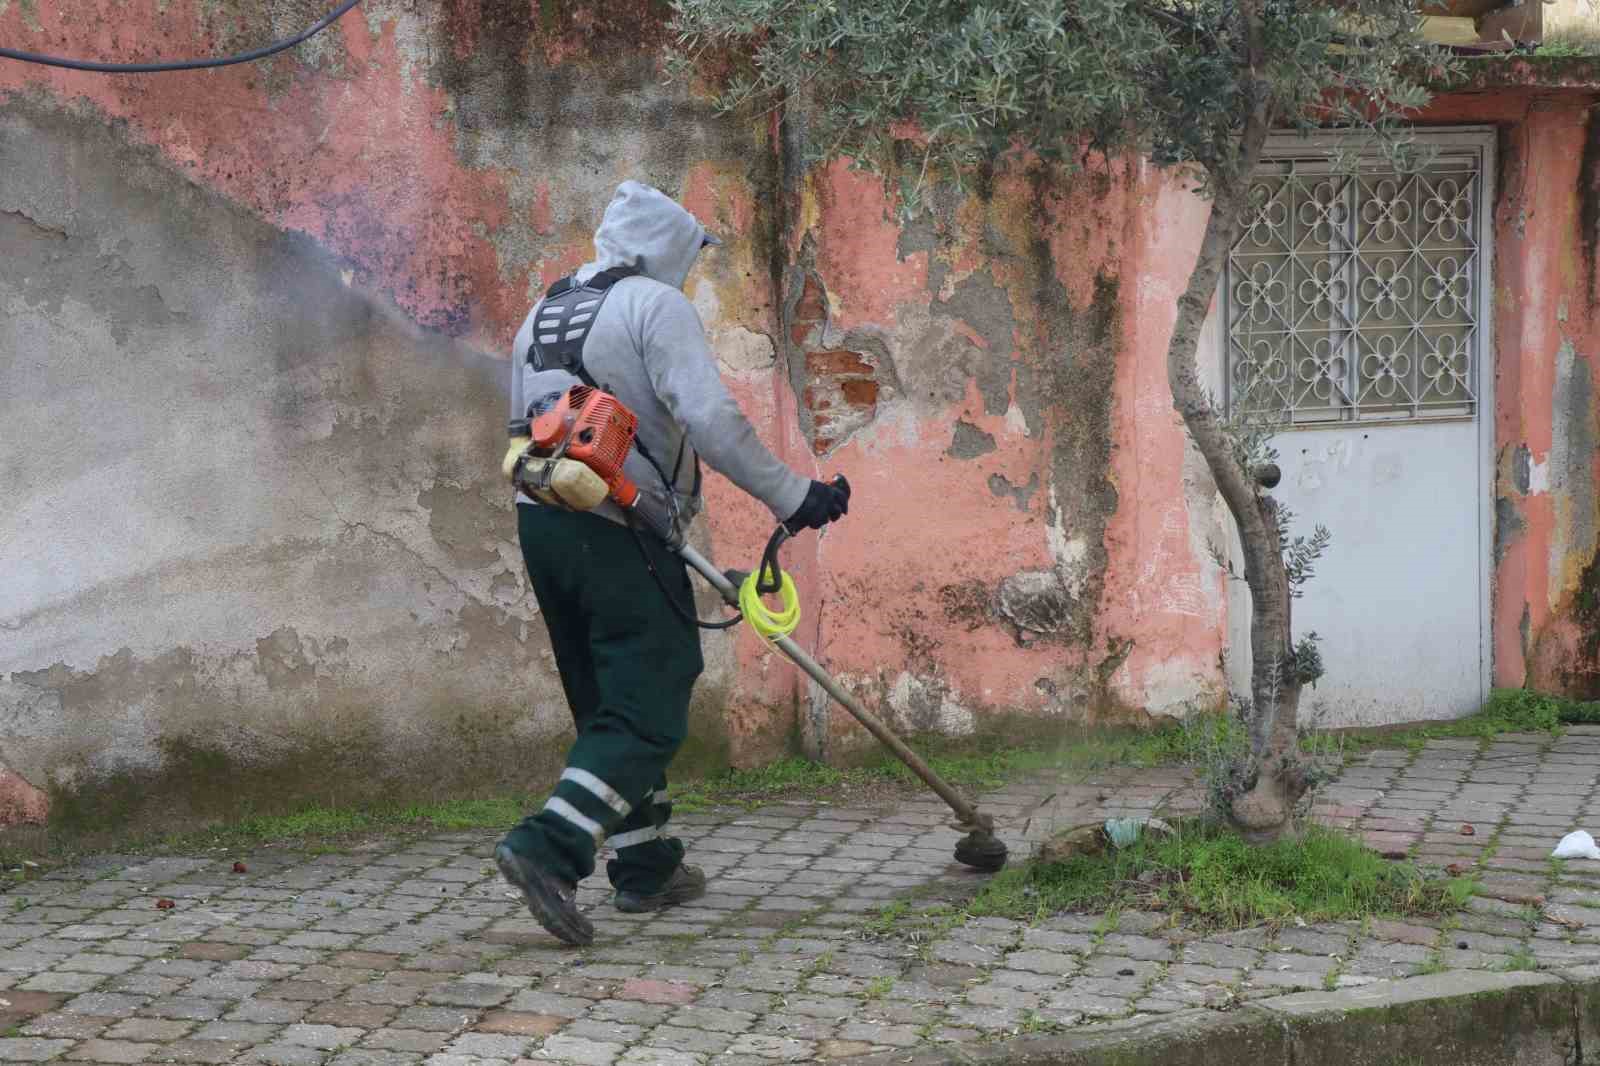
[670,718,1251,812]
[1322,687,1600,755]
[1497,947,1541,972]
[7,687,1579,871]
[133,795,537,856]
[2,724,1230,868]
[967,821,1475,929]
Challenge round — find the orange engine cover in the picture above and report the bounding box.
[529,386,640,507]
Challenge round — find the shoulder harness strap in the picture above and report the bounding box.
[524,264,674,486]
[525,266,641,387]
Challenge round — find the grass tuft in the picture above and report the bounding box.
[1497,947,1540,973]
[969,820,1473,929]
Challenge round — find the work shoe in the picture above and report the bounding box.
[614,863,707,913]
[495,844,594,946]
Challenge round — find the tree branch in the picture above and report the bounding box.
[1131,0,1201,32]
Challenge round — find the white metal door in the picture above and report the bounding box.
[1220,130,1494,727]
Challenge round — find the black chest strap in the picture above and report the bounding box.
[525,266,640,389]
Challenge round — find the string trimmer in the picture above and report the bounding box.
[505,385,1009,872]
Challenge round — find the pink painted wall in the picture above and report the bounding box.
[776,156,1233,761]
[1437,89,1600,697]
[3,1,1599,829]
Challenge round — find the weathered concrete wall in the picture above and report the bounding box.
[0,0,785,835]
[5,1,1600,834]
[0,97,727,836]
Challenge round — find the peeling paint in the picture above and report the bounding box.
[1003,401,1030,436]
[1549,340,1598,605]
[930,271,1017,416]
[996,570,1075,641]
[948,420,998,459]
[989,472,1040,512]
[1531,457,1552,494]
[1489,97,1600,696]
[887,672,976,738]
[1497,496,1529,566]
[715,326,777,374]
[1514,443,1533,493]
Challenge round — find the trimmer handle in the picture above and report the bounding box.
[760,474,848,595]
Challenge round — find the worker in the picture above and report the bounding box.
[496,181,851,946]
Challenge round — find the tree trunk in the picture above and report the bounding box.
[1163,105,1309,843]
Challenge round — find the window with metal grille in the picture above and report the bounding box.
[1223,136,1485,425]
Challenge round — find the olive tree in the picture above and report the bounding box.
[670,0,1454,840]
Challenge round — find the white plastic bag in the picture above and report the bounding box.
[1553,830,1600,860]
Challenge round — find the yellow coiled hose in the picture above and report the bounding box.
[738,563,801,642]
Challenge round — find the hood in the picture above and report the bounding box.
[579,181,720,292]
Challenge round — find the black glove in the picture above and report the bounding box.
[785,476,851,533]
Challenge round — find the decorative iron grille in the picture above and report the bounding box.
[1224,143,1483,425]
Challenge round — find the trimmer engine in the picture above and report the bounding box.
[529,386,640,507]
[504,386,642,512]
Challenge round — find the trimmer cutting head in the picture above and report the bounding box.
[954,828,1009,872]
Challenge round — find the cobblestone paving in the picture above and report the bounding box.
[7,728,1600,1063]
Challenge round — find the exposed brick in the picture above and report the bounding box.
[805,350,873,376]
[840,379,880,406]
[794,277,827,321]
[790,277,828,344]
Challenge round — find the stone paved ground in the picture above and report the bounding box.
[8,728,1600,1064]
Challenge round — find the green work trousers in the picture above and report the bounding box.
[501,503,702,895]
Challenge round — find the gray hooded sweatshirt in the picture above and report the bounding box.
[510,182,810,540]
